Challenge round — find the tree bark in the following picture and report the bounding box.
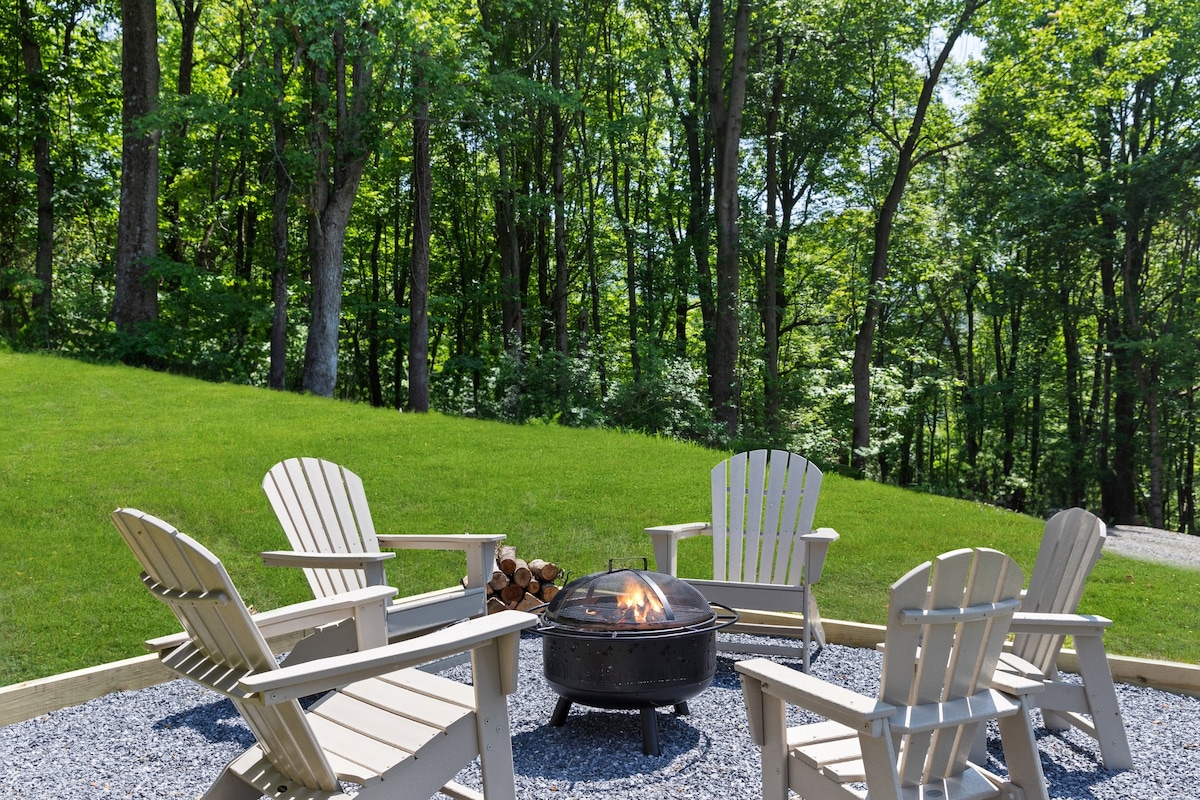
[850,1,983,473]
[301,24,373,398]
[408,53,431,413]
[708,0,751,439]
[19,0,54,327]
[763,35,784,433]
[550,17,570,403]
[113,0,160,333]
[161,0,201,269]
[267,40,291,391]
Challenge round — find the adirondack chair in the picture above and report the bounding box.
[1002,507,1133,770]
[646,450,838,671]
[737,547,1050,800]
[262,457,504,647]
[112,508,537,800]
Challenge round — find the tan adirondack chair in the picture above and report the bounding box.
[1002,507,1133,770]
[112,508,537,800]
[737,548,1050,800]
[262,457,504,645]
[646,450,838,670]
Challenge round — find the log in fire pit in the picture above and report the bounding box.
[535,561,737,755]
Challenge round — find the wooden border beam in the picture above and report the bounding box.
[3,616,1197,727]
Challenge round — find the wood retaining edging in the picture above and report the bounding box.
[3,615,1198,728]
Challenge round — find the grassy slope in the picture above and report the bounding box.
[2,351,1197,685]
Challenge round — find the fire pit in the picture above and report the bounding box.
[535,562,737,755]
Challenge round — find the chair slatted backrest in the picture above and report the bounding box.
[263,457,379,597]
[111,508,341,792]
[879,548,1024,786]
[1013,507,1106,673]
[711,450,823,585]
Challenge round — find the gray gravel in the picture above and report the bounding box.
[3,633,1199,799]
[1106,525,1200,570]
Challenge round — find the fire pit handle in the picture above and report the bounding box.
[606,557,650,572]
[709,602,740,631]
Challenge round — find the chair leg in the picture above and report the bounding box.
[996,706,1050,800]
[1073,634,1133,770]
[807,591,828,648]
[472,641,519,800]
[201,769,269,800]
[757,691,791,800]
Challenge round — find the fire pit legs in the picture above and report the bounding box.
[639,708,659,756]
[549,697,572,727]
[548,699,691,756]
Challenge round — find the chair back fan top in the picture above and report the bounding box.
[879,547,1024,786]
[1013,507,1106,673]
[711,449,823,585]
[111,508,341,792]
[263,457,379,597]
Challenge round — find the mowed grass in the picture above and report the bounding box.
[2,350,1198,685]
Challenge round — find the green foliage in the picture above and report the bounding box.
[4,351,1200,686]
[4,0,1200,534]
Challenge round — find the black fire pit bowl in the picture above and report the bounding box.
[535,564,738,755]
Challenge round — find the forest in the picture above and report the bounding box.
[3,0,1199,531]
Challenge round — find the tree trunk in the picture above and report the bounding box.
[1060,281,1086,507]
[684,58,714,392]
[300,25,373,398]
[267,40,291,391]
[762,35,784,433]
[113,0,160,333]
[550,17,569,404]
[850,0,985,473]
[708,0,751,439]
[19,0,54,328]
[496,144,523,353]
[367,213,384,407]
[161,0,201,269]
[408,54,431,413]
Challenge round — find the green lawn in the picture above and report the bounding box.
[2,350,1198,686]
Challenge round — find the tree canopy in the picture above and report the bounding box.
[4,0,1199,531]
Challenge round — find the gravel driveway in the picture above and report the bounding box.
[1105,525,1200,570]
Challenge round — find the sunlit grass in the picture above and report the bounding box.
[2,350,1196,685]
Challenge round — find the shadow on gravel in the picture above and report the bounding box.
[151,698,254,747]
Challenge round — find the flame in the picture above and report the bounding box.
[616,576,665,626]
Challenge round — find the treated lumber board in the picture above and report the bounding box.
[0,654,173,727]
[0,629,309,726]
[736,609,1200,698]
[4,615,1198,727]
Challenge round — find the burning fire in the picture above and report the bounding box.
[615,575,666,626]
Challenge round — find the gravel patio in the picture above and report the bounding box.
[3,633,1199,800]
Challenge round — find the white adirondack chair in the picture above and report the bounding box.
[1002,507,1133,769]
[646,450,839,670]
[262,457,504,646]
[112,508,537,800]
[737,547,1050,800]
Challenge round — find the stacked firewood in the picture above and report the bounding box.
[485,544,563,613]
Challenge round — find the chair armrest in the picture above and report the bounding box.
[145,585,399,653]
[259,551,396,568]
[800,527,839,583]
[260,549,396,587]
[801,527,839,544]
[375,534,504,591]
[735,657,895,736]
[1009,612,1112,636]
[240,610,539,703]
[645,523,711,575]
[375,533,506,549]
